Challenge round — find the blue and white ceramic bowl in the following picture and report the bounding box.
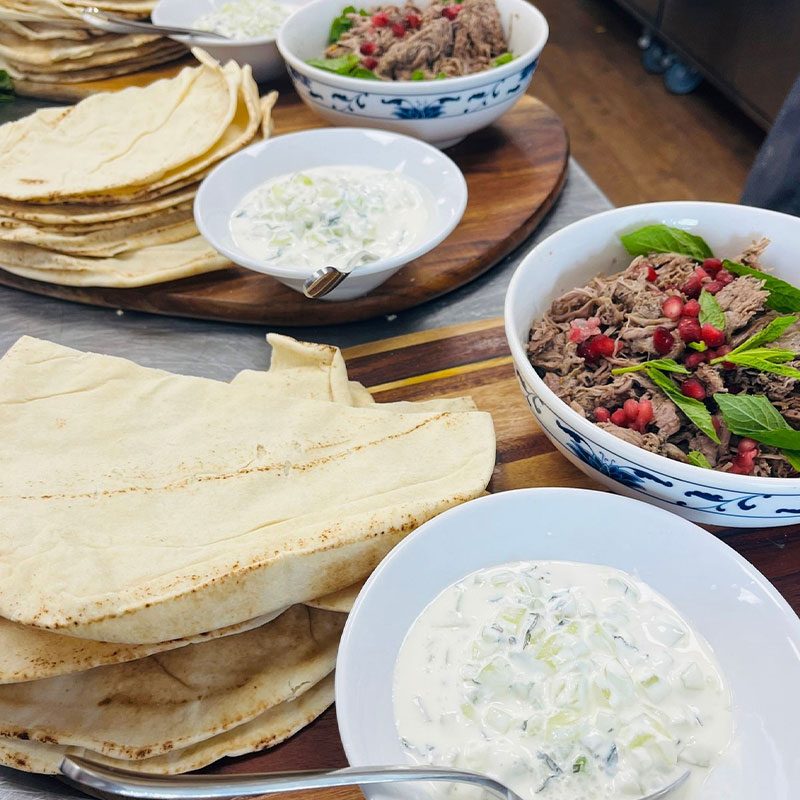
[276,0,548,148]
[505,201,800,528]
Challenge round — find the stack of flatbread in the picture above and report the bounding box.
[0,0,186,86]
[0,334,496,775]
[0,49,271,287]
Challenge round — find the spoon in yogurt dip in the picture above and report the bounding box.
[302,250,378,299]
[60,756,690,800]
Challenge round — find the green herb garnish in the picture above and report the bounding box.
[612,358,689,376]
[307,54,379,79]
[0,70,12,103]
[411,69,425,80]
[646,367,719,443]
[435,72,448,79]
[620,224,713,260]
[688,341,708,352]
[714,393,800,448]
[709,315,800,378]
[698,289,726,329]
[783,450,800,471]
[328,5,356,43]
[493,52,514,67]
[723,260,800,313]
[687,450,713,469]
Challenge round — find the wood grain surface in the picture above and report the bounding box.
[0,92,569,326]
[208,316,800,798]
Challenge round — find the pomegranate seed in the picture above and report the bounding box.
[406,12,421,27]
[704,280,723,295]
[568,317,602,343]
[637,398,654,426]
[716,268,734,286]
[441,4,461,19]
[653,326,675,355]
[677,317,702,343]
[682,299,700,317]
[661,295,684,320]
[701,324,726,348]
[681,378,706,401]
[645,265,658,282]
[680,275,703,299]
[610,408,628,427]
[361,56,379,69]
[576,340,592,361]
[371,11,389,26]
[738,437,759,454]
[391,21,406,36]
[694,267,710,282]
[702,258,723,275]
[624,398,640,422]
[594,407,611,423]
[731,446,758,475]
[359,41,376,55]
[684,351,708,369]
[711,344,735,369]
[588,334,616,359]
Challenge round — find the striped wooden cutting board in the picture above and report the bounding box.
[213,316,800,798]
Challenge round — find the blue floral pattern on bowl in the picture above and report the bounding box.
[515,369,800,523]
[286,59,538,122]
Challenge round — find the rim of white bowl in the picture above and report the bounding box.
[504,200,800,490]
[277,0,549,92]
[194,126,468,280]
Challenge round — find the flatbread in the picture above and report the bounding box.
[0,28,163,64]
[0,55,240,201]
[0,336,495,643]
[0,236,230,286]
[0,606,343,758]
[0,186,197,225]
[0,609,287,684]
[0,672,335,774]
[307,582,363,613]
[0,19,95,41]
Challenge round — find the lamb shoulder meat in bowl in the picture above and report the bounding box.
[312,0,512,80]
[527,224,800,478]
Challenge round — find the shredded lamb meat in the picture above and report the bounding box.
[527,236,800,478]
[327,0,508,80]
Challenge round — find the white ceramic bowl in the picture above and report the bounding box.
[194,127,467,300]
[276,0,548,148]
[504,201,800,528]
[336,488,800,800]
[151,0,308,82]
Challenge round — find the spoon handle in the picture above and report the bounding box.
[81,7,229,39]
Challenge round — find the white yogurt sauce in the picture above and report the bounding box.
[394,561,732,800]
[230,165,431,271]
[194,0,291,40]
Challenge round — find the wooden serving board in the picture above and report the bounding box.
[205,317,800,800]
[0,92,569,326]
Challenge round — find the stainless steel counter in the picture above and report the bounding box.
[0,94,612,800]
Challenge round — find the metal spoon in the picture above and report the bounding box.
[60,756,691,800]
[81,7,230,39]
[302,250,378,300]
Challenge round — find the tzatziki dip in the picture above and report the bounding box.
[394,561,732,800]
[194,0,291,40]
[229,165,431,271]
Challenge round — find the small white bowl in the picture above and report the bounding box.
[277,0,548,148]
[194,127,467,300]
[504,201,800,527]
[151,0,308,82]
[336,488,800,800]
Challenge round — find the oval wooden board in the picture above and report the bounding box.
[0,92,569,326]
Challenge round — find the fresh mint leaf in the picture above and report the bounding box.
[723,260,800,313]
[687,450,713,469]
[714,392,788,433]
[688,341,708,352]
[698,289,725,329]
[727,315,798,355]
[619,224,713,260]
[611,358,689,376]
[720,355,800,380]
[328,6,357,42]
[783,449,800,471]
[493,52,514,67]
[646,367,720,443]
[411,69,425,80]
[307,55,378,79]
[0,70,12,103]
